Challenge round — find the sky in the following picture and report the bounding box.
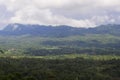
[0,0,120,28]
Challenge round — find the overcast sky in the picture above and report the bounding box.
[0,0,120,28]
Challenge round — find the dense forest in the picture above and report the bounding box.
[0,57,119,80]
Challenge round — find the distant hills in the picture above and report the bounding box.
[0,23,120,55]
[0,23,120,37]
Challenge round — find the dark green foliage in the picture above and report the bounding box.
[0,49,4,54]
[0,58,119,80]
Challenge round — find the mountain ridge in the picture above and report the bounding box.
[0,23,120,37]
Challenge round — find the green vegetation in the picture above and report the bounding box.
[0,26,120,80]
[1,54,120,61]
[0,34,120,56]
[0,57,119,80]
[38,54,120,60]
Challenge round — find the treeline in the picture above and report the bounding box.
[42,40,120,49]
[0,58,119,80]
[0,47,120,56]
[25,47,120,56]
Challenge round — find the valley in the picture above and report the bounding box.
[0,24,120,80]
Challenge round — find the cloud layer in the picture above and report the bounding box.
[0,0,120,28]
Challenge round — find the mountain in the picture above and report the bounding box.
[0,23,120,37]
[0,23,120,55]
[0,23,83,37]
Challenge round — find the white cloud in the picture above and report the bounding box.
[0,0,120,28]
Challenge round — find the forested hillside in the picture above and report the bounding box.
[0,24,120,56]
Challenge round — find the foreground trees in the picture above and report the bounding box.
[0,58,119,80]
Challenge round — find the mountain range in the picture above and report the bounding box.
[0,23,120,37]
[0,23,120,55]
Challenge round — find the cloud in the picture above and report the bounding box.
[0,0,120,28]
